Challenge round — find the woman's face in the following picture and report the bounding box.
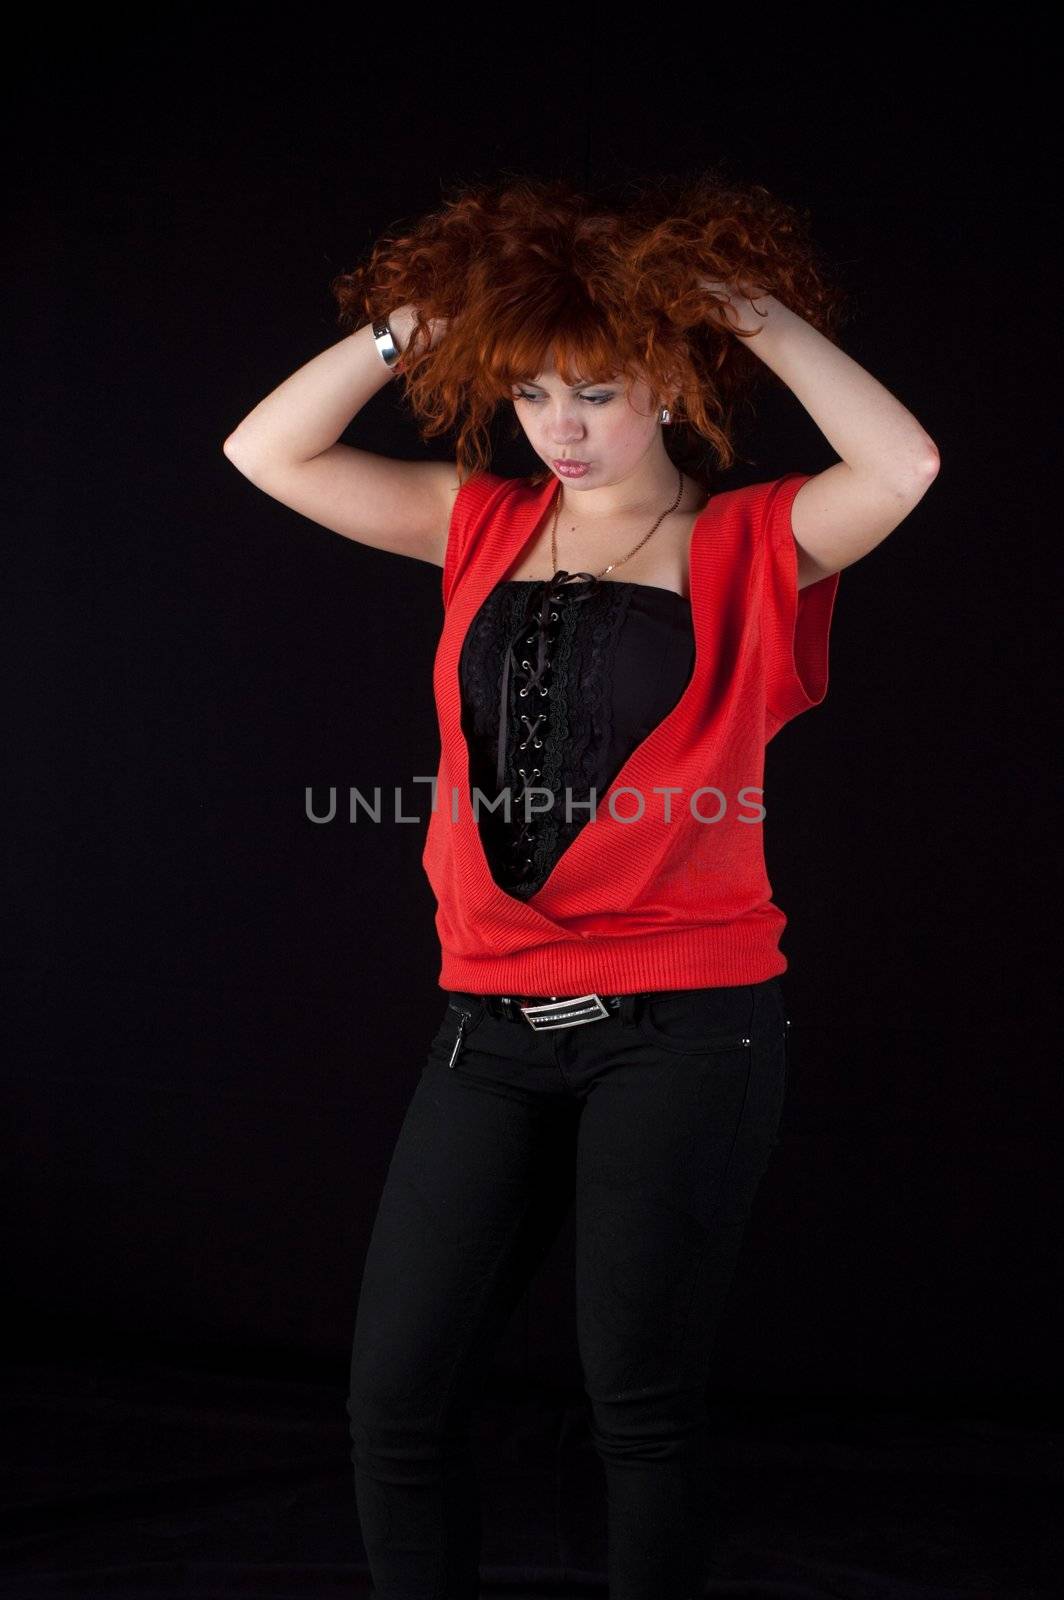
[510,356,665,490]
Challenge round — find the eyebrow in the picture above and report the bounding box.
[515,378,607,389]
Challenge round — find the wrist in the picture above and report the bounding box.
[701,280,780,338]
[383,305,446,365]
[388,304,418,351]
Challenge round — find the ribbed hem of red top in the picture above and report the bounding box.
[437,921,787,995]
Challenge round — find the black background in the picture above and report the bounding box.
[5,11,1060,1597]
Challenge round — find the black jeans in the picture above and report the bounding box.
[347,977,790,1599]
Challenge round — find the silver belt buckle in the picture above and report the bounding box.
[518,993,610,1031]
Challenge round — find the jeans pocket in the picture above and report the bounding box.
[635,985,756,1056]
[429,994,488,1069]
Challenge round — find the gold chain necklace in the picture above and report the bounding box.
[548,466,686,582]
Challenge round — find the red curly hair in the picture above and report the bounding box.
[330,167,849,492]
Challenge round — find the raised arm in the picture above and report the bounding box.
[222,307,458,567]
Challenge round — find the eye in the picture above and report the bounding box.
[513,390,613,405]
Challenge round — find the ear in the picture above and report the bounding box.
[661,374,681,410]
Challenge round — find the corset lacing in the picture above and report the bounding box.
[496,570,600,885]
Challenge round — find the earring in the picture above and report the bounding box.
[659,405,671,424]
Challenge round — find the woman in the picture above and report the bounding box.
[223,172,939,1599]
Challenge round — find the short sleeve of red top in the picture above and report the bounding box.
[756,472,840,743]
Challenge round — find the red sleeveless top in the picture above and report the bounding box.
[422,470,840,995]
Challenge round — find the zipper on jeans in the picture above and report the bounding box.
[447,1003,474,1069]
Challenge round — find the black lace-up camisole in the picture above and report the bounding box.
[458,572,696,901]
